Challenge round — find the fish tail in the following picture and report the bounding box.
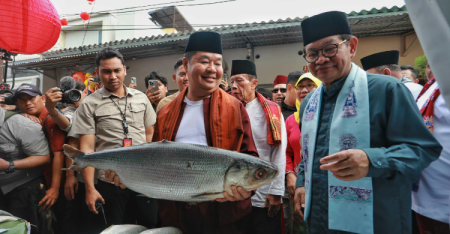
[63,144,86,172]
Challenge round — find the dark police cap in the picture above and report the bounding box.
[231,60,257,78]
[301,11,352,47]
[360,50,400,71]
[185,31,223,54]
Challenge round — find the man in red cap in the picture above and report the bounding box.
[272,75,287,105]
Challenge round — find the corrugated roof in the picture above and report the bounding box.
[12,5,412,69]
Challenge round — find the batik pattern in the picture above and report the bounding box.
[342,82,357,118]
[302,134,309,174]
[329,186,373,204]
[339,133,357,151]
[304,91,319,121]
[305,179,310,192]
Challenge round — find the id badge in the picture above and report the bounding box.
[123,138,132,147]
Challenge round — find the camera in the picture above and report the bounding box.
[52,89,81,104]
[0,94,15,105]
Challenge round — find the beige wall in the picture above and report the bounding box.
[40,34,425,93]
[43,69,58,92]
[254,42,307,86]
[353,34,424,68]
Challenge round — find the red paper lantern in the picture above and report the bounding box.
[61,18,68,26]
[80,12,90,21]
[87,0,95,5]
[0,0,61,54]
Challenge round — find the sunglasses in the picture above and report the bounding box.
[272,88,287,93]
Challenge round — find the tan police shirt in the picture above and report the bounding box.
[74,86,156,151]
[74,86,156,182]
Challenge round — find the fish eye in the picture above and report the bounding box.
[255,169,267,180]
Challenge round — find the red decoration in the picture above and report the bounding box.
[80,12,90,21]
[87,0,95,5]
[0,0,61,54]
[61,18,68,26]
[72,72,86,83]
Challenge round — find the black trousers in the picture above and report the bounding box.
[249,206,283,234]
[52,182,97,234]
[0,176,55,233]
[0,177,46,222]
[124,191,159,229]
[82,180,132,233]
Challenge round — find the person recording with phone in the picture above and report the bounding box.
[129,77,137,89]
[156,58,189,112]
[144,71,168,111]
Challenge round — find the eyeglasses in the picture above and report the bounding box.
[272,88,287,94]
[296,84,316,90]
[303,40,347,63]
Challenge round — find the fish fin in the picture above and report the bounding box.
[63,144,86,172]
[191,192,224,200]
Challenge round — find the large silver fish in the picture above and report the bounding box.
[64,140,278,202]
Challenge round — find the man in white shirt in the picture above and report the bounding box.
[106,31,260,234]
[412,64,450,233]
[361,50,423,99]
[230,60,286,234]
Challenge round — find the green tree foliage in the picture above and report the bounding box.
[414,54,427,78]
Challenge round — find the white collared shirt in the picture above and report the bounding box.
[412,81,450,223]
[245,98,287,208]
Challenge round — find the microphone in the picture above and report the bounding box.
[60,76,76,91]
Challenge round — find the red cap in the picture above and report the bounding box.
[273,75,287,86]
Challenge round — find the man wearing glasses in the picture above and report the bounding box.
[293,11,441,234]
[272,75,287,105]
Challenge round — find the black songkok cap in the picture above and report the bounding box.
[360,50,400,71]
[231,60,257,78]
[301,11,352,47]
[185,31,223,54]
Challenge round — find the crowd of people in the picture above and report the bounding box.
[0,10,448,234]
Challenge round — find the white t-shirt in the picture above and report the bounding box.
[174,97,208,146]
[403,82,423,100]
[245,98,286,208]
[412,81,450,223]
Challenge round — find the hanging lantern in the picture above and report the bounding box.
[61,18,68,26]
[0,0,61,54]
[72,72,86,83]
[87,0,95,5]
[80,12,90,22]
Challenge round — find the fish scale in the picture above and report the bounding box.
[66,140,278,202]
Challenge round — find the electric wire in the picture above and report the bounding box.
[80,2,97,49]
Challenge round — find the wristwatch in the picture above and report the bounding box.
[5,161,15,173]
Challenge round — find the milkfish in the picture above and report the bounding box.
[64,140,278,202]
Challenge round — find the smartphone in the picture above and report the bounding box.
[148,80,159,92]
[131,77,137,84]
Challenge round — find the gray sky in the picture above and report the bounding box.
[52,0,406,27]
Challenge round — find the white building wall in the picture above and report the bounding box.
[65,28,101,48]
